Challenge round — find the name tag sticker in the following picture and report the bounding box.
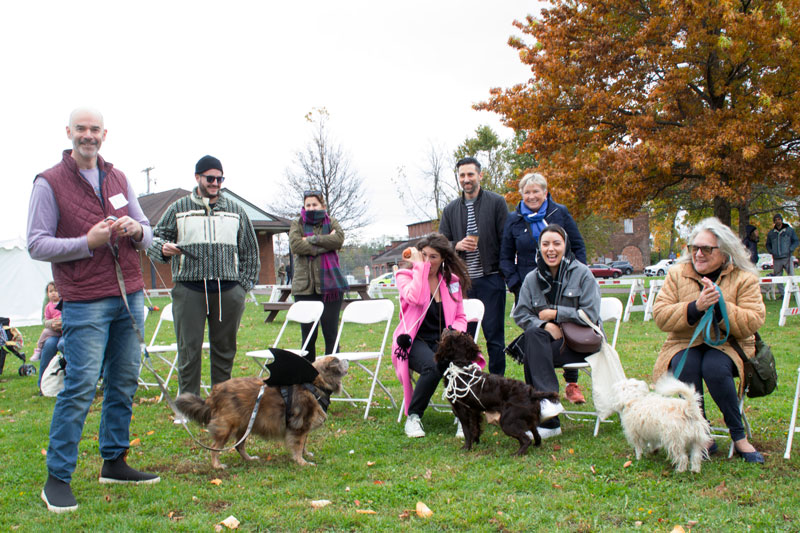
[449,282,460,294]
[109,193,128,210]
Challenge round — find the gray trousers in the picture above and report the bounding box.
[773,256,795,277]
[172,282,246,396]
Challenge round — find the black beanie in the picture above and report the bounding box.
[195,155,223,175]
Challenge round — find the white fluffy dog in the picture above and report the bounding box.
[612,375,712,473]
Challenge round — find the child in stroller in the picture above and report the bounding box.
[0,317,37,376]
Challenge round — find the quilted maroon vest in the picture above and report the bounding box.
[38,150,144,301]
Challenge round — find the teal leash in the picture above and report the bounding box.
[672,284,729,379]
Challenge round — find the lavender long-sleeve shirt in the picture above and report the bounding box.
[27,170,153,263]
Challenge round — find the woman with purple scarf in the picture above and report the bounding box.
[500,172,587,404]
[289,191,348,361]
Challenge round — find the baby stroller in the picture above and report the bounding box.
[0,317,37,376]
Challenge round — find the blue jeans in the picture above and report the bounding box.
[467,273,507,376]
[38,335,61,390]
[47,292,143,483]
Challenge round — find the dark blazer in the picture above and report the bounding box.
[500,194,586,293]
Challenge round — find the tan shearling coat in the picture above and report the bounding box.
[652,262,765,395]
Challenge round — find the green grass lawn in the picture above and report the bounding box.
[1,293,798,531]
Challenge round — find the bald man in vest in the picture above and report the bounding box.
[28,108,159,513]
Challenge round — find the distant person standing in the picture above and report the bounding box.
[28,108,158,513]
[766,213,799,276]
[289,190,348,361]
[277,263,287,284]
[148,155,260,398]
[439,157,508,375]
[743,224,759,266]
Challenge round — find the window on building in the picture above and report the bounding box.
[624,219,634,234]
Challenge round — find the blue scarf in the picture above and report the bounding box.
[520,199,548,242]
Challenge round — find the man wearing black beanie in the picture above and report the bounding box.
[148,156,259,411]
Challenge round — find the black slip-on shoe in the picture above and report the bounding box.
[99,451,160,484]
[41,474,78,513]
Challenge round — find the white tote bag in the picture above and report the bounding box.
[41,353,66,397]
[578,310,626,420]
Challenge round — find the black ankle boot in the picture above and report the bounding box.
[41,474,78,513]
[99,450,160,484]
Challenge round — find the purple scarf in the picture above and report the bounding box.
[301,208,349,301]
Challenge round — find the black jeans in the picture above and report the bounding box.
[293,294,343,362]
[669,345,744,441]
[522,325,587,429]
[407,337,442,418]
[467,273,506,376]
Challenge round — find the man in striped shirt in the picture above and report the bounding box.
[440,157,509,375]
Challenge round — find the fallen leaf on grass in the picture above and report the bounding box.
[41,449,47,456]
[366,461,375,466]
[423,469,432,480]
[590,465,596,474]
[415,502,432,518]
[310,500,332,509]
[634,521,643,527]
[670,526,685,533]
[210,479,222,485]
[130,438,141,446]
[218,515,240,529]
[623,460,632,468]
[568,448,575,454]
[687,521,698,528]
[146,430,155,435]
[552,444,561,451]
[356,509,376,514]
[552,483,563,490]
[373,480,384,485]
[398,510,410,520]
[105,495,111,502]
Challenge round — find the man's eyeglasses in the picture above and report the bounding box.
[689,245,719,256]
[199,174,225,184]
[303,190,322,198]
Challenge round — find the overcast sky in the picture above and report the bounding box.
[3,1,545,244]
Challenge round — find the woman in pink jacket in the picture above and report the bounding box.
[391,233,472,438]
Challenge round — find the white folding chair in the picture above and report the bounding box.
[329,299,397,419]
[139,303,210,401]
[785,366,800,459]
[563,297,624,436]
[463,298,485,344]
[246,300,324,376]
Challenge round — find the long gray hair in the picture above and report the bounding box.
[679,217,758,275]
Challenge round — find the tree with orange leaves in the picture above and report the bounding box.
[478,0,800,232]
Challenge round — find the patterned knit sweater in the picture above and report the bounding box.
[147,189,260,290]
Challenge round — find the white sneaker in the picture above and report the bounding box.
[540,399,565,421]
[455,419,464,439]
[539,426,562,440]
[404,414,425,438]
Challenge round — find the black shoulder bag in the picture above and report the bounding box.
[729,332,777,398]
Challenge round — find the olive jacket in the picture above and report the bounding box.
[652,262,765,395]
[289,215,345,296]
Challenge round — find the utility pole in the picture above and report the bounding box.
[141,166,155,194]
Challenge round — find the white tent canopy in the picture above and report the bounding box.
[0,238,53,327]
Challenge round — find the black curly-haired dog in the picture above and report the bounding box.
[434,330,559,455]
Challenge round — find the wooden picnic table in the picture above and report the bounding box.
[261,283,373,323]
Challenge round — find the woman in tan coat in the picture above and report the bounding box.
[653,217,765,463]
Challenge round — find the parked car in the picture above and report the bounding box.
[760,254,800,271]
[370,272,396,288]
[609,260,634,275]
[589,264,623,279]
[644,259,675,277]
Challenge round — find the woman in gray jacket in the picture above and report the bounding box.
[289,191,348,361]
[512,224,601,439]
